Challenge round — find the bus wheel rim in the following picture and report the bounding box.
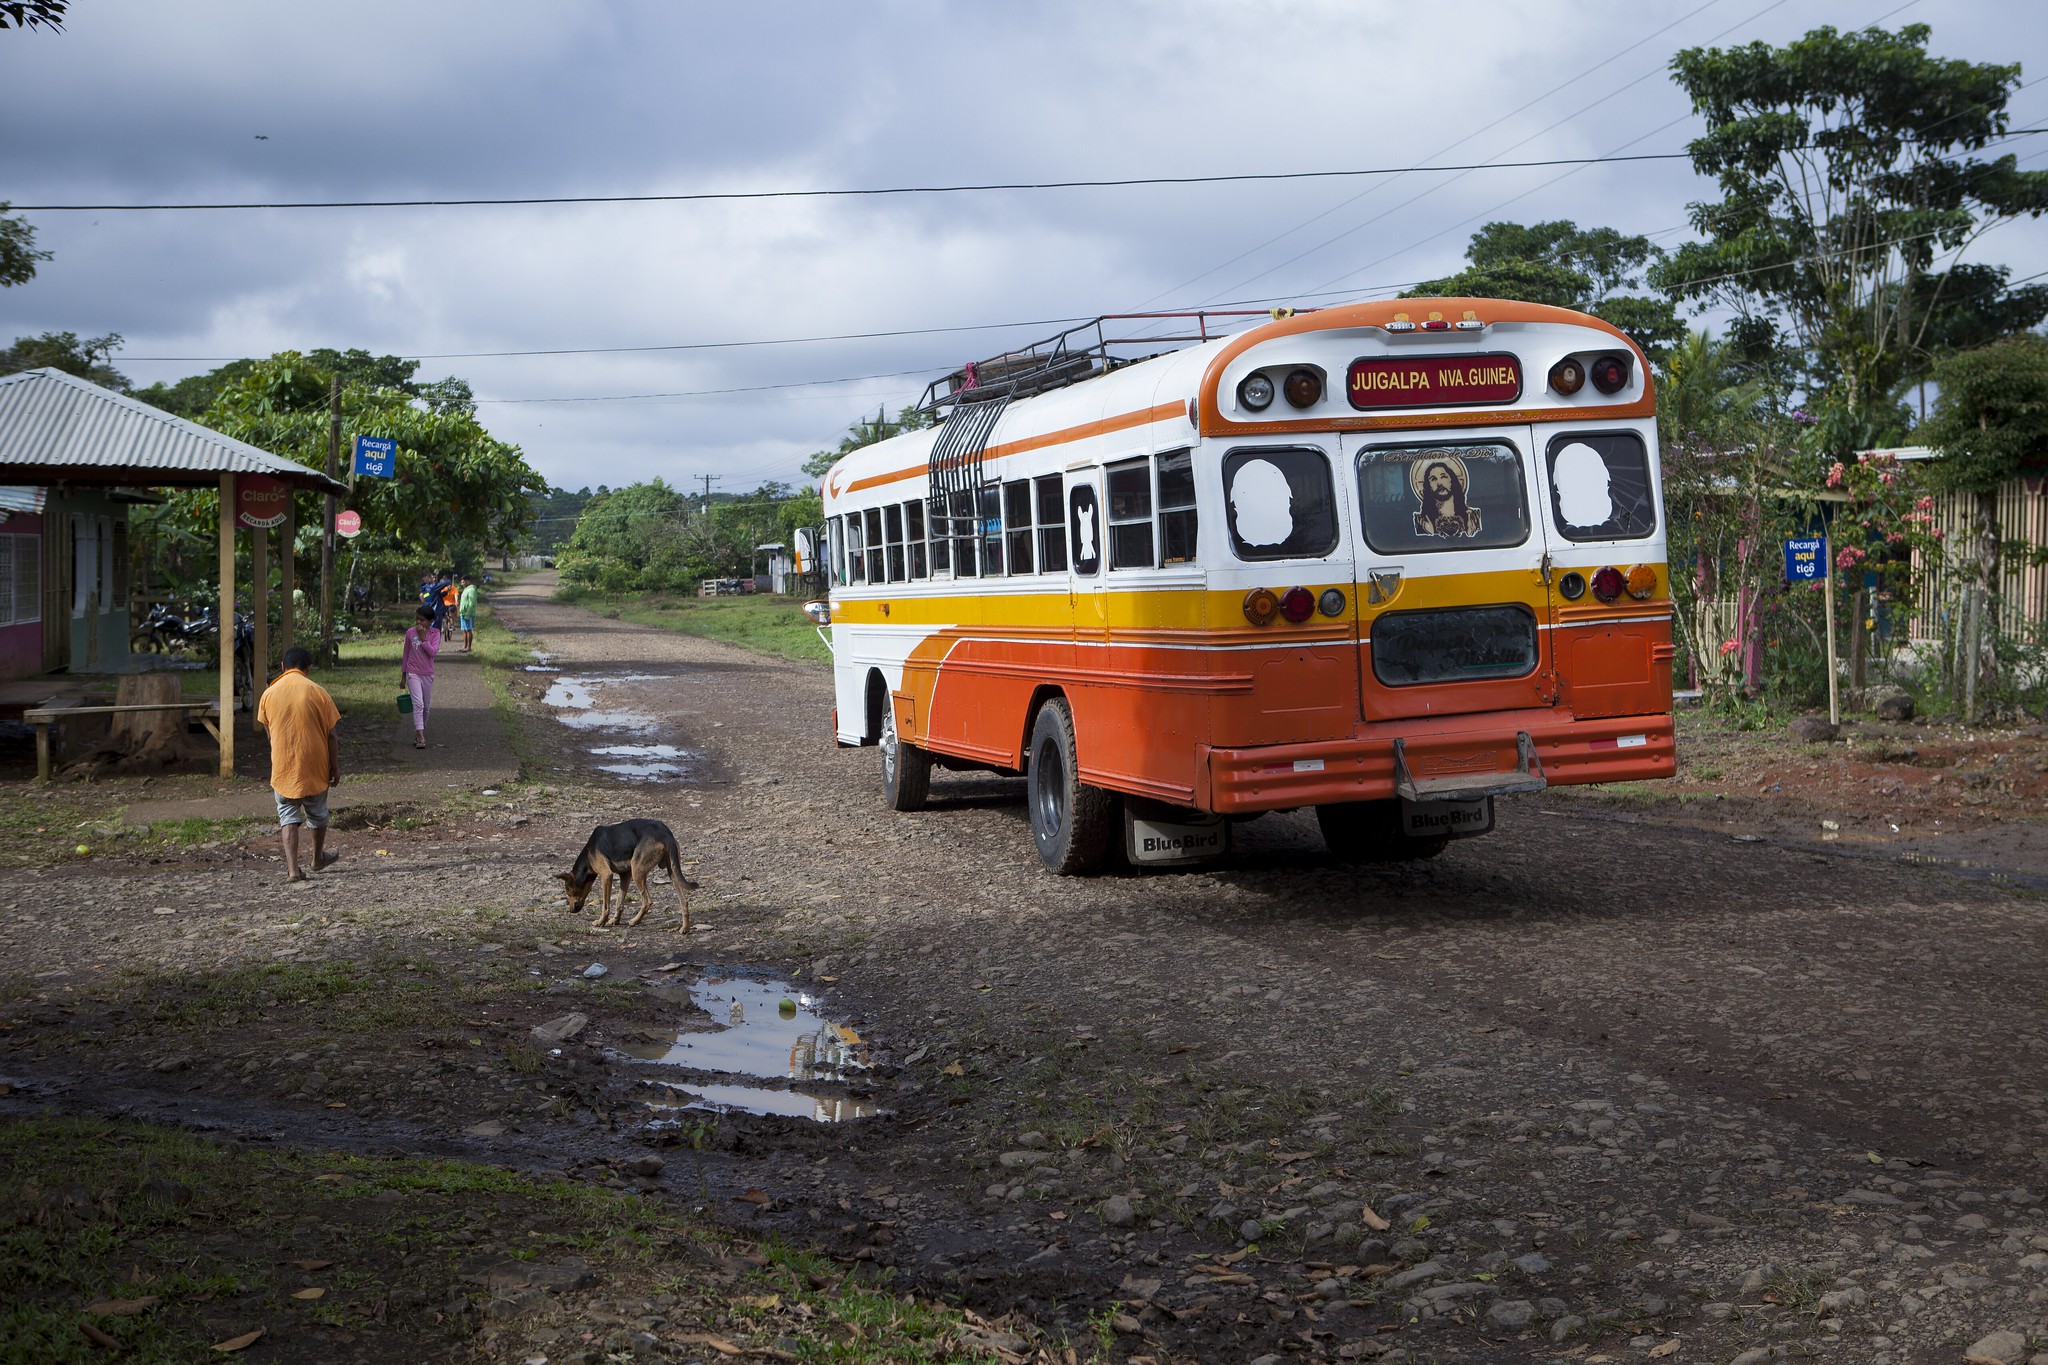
[881,707,897,779]
[1035,738,1065,837]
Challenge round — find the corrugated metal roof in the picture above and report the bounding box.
[0,368,346,492]
[0,485,45,514]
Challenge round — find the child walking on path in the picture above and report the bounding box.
[401,605,440,749]
[457,576,478,653]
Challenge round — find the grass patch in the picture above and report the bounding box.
[554,587,828,666]
[0,1114,1018,1364]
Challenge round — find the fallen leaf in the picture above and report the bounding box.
[674,1334,744,1356]
[734,1189,773,1206]
[80,1321,122,1349]
[1049,1210,1067,1221]
[1360,1205,1390,1232]
[211,1327,265,1352]
[941,1063,964,1077]
[1270,1150,1313,1162]
[292,1287,325,1300]
[738,1293,781,1310]
[311,1174,348,1184]
[1649,1342,1680,1360]
[1867,1151,1884,1164]
[291,1260,331,1272]
[324,1101,347,1109]
[83,1296,159,1316]
[1216,1246,1253,1265]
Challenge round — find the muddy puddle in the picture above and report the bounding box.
[535,663,707,781]
[621,975,882,1123]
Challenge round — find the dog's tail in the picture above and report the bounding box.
[663,832,699,891]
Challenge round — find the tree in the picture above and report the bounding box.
[802,404,936,479]
[0,330,128,388]
[0,1,66,30]
[0,203,49,288]
[1919,336,2048,647]
[1658,23,2048,457]
[131,359,260,419]
[1404,220,1686,363]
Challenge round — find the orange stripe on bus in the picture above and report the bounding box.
[841,400,1189,496]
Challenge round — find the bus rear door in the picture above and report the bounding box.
[1342,426,1562,725]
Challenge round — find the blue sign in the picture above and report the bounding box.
[1784,537,1827,582]
[353,435,397,479]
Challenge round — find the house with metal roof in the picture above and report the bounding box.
[0,367,345,774]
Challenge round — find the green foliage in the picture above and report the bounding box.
[802,404,935,479]
[557,480,807,592]
[129,359,259,419]
[0,1,67,30]
[1920,335,2048,496]
[1658,23,2048,452]
[1405,220,1686,362]
[0,201,50,287]
[0,329,127,388]
[524,484,599,555]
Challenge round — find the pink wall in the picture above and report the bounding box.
[1,511,44,682]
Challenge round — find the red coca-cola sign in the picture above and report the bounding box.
[1347,353,1522,410]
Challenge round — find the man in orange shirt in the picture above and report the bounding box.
[254,645,342,883]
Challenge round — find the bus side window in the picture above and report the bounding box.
[1107,458,1154,569]
[906,500,928,579]
[884,503,906,583]
[927,496,951,576]
[1004,481,1034,574]
[846,512,865,585]
[1069,484,1101,576]
[829,515,846,586]
[1157,449,1198,565]
[950,490,978,577]
[1035,475,1067,573]
[863,507,884,584]
[980,484,1005,576]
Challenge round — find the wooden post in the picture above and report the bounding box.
[1848,588,1868,697]
[218,472,236,778]
[278,494,296,657]
[1822,538,1839,727]
[251,516,269,702]
[321,376,339,665]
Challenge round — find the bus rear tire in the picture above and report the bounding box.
[880,700,930,812]
[1316,800,1448,863]
[1028,699,1113,875]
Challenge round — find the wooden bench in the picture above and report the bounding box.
[24,699,222,782]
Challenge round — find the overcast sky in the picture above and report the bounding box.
[4,0,2045,496]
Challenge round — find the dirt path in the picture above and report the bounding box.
[8,574,2048,1364]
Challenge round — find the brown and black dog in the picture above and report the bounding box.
[555,819,697,931]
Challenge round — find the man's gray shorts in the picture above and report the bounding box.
[274,789,330,829]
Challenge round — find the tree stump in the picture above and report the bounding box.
[60,673,210,778]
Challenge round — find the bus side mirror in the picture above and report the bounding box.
[803,600,832,626]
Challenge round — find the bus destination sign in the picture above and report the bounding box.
[1347,353,1523,410]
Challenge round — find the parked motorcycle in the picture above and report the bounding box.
[134,602,216,654]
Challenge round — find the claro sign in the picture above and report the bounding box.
[235,474,290,530]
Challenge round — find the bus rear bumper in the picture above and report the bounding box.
[1197,711,1675,815]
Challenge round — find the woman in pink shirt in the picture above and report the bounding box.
[400,605,440,749]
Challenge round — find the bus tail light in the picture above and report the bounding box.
[1283,368,1323,408]
[1279,587,1315,623]
[1455,310,1485,331]
[1386,313,1416,333]
[1318,588,1347,617]
[1558,570,1587,601]
[1238,372,1275,411]
[1590,566,1625,603]
[1243,587,1279,626]
[1590,353,1631,395]
[1625,564,1657,600]
[1421,311,1449,331]
[1548,358,1586,396]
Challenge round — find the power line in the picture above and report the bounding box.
[15,131,2041,214]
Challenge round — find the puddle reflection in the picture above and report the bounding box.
[624,976,880,1123]
[591,742,698,782]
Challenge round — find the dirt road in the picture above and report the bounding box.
[7,574,2048,1365]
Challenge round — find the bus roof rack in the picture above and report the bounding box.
[915,309,1302,414]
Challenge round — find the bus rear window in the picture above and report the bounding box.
[1356,442,1529,554]
[1223,447,1337,561]
[1547,431,1656,541]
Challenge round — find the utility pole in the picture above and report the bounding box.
[320,374,340,664]
[699,473,720,505]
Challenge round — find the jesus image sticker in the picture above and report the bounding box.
[1409,455,1482,540]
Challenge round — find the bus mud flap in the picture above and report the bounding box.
[1391,731,1547,802]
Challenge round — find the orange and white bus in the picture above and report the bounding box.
[814,299,1673,874]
